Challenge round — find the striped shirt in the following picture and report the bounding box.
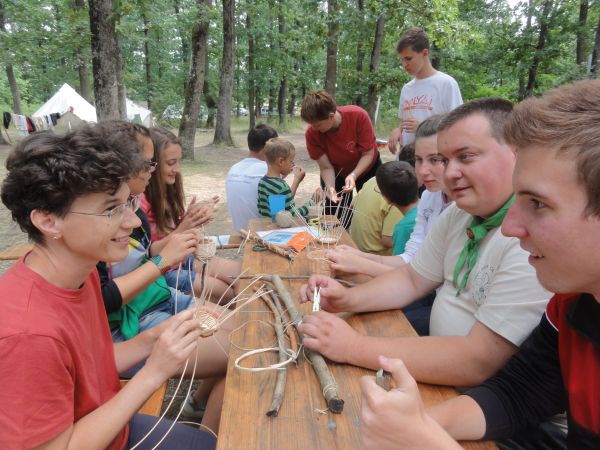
[257,176,312,217]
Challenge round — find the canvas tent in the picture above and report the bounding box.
[125,98,152,127]
[33,83,97,123]
[33,83,153,127]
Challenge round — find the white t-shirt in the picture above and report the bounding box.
[400,190,452,263]
[410,204,550,346]
[225,157,267,232]
[398,71,463,145]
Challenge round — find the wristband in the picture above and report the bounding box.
[149,255,170,273]
[349,172,357,179]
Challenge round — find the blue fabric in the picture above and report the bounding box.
[392,206,418,256]
[163,255,197,293]
[127,414,216,449]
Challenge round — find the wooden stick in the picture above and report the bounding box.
[231,274,356,287]
[239,229,295,260]
[269,291,299,359]
[266,275,344,413]
[253,285,288,417]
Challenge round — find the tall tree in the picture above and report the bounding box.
[525,0,554,97]
[179,0,211,159]
[140,2,153,109]
[0,1,21,114]
[246,0,256,129]
[88,0,123,120]
[591,14,600,76]
[276,0,286,127]
[354,0,365,106]
[366,12,385,122]
[213,0,235,145]
[73,0,91,101]
[324,0,338,96]
[576,0,588,65]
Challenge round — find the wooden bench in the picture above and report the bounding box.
[0,242,33,261]
[120,379,168,417]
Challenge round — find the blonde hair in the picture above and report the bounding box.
[264,138,295,163]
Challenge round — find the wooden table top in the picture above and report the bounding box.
[217,218,495,450]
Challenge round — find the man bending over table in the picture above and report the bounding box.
[299,98,550,388]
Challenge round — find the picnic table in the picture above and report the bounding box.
[217,218,496,450]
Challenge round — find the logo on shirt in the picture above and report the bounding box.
[471,264,496,305]
[403,94,433,112]
[346,141,358,153]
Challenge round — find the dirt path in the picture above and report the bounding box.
[0,128,321,272]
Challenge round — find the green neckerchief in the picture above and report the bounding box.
[452,196,515,295]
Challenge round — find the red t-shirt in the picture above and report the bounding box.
[305,105,378,179]
[0,257,127,449]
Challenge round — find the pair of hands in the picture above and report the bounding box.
[299,274,359,363]
[325,244,368,275]
[142,308,219,383]
[361,355,440,450]
[326,174,355,203]
[387,117,419,154]
[175,196,220,233]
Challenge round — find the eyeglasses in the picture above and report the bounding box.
[69,196,137,223]
[143,160,158,172]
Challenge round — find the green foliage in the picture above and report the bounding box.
[1,0,598,121]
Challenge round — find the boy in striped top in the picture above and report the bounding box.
[257,138,313,217]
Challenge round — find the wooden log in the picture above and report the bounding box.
[266,275,344,413]
[239,229,295,261]
[269,291,300,360]
[230,274,356,287]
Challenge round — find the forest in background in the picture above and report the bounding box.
[1,0,599,155]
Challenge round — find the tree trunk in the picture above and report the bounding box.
[6,65,22,115]
[324,0,338,96]
[204,56,216,128]
[246,0,256,129]
[73,0,90,101]
[518,0,535,99]
[366,14,385,122]
[354,0,365,106]
[0,4,22,114]
[178,0,211,159]
[576,0,588,66]
[277,1,286,127]
[174,0,189,66]
[591,14,600,77]
[213,0,234,145]
[142,8,152,110]
[88,0,123,120]
[525,0,553,97]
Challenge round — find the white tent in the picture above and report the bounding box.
[126,98,152,127]
[33,83,97,122]
[33,83,153,127]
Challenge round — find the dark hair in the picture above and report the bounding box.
[503,79,600,217]
[95,120,151,173]
[300,90,337,123]
[1,127,137,244]
[146,127,185,237]
[247,124,278,152]
[438,98,513,143]
[415,114,445,141]
[264,138,295,164]
[396,27,430,53]
[398,142,415,167]
[375,161,419,207]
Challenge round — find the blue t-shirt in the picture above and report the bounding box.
[392,206,418,256]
